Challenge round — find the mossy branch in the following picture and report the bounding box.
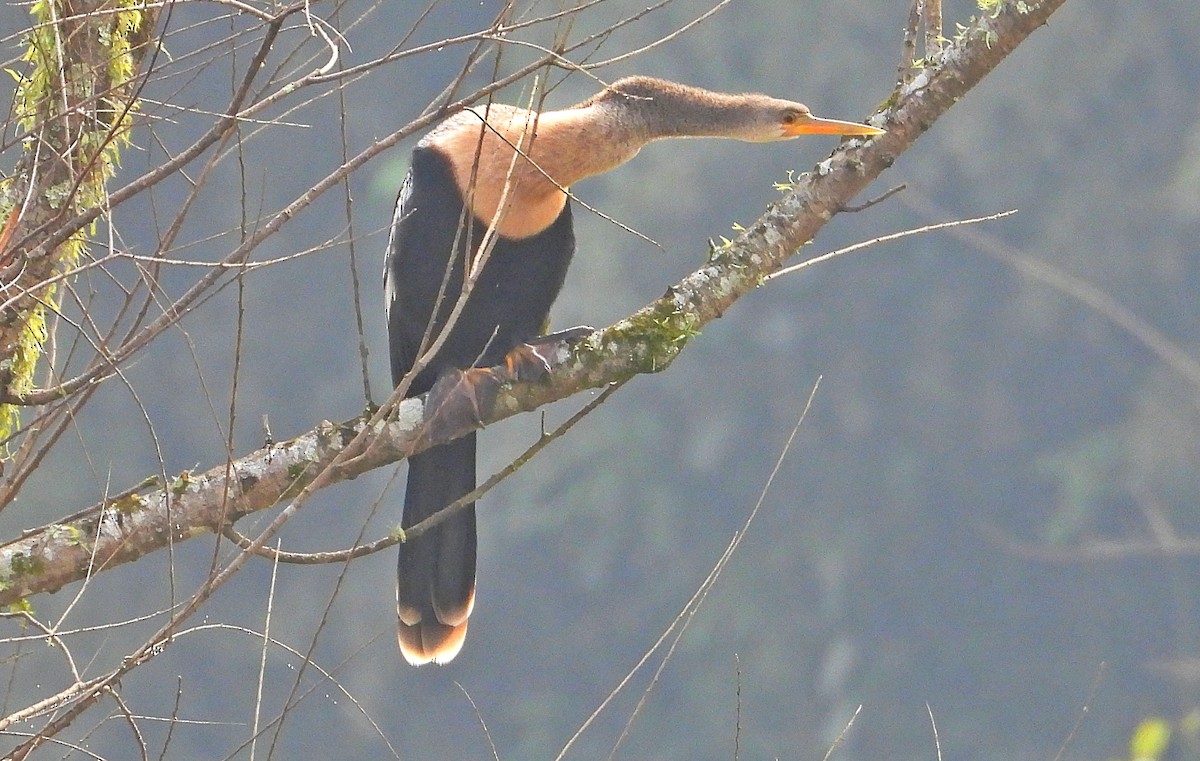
[0,0,1066,608]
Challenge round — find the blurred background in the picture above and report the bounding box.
[1,0,1198,759]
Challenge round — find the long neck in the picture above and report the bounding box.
[432,104,657,239]
[430,88,753,240]
[587,85,760,142]
[535,88,763,182]
[522,105,651,187]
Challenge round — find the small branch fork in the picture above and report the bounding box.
[898,0,945,88]
[839,183,906,213]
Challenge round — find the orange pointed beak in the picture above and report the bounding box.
[785,114,885,137]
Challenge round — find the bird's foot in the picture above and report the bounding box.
[419,327,595,445]
[504,325,594,382]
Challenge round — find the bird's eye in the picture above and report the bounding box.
[782,112,797,125]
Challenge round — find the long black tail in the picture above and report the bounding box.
[396,434,477,665]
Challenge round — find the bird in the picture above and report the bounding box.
[384,76,884,665]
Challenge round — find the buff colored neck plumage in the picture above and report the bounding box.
[428,102,642,239]
[424,77,857,240]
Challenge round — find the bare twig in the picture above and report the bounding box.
[898,0,923,87]
[821,705,863,761]
[905,193,1200,396]
[560,379,823,761]
[839,183,906,213]
[924,0,943,59]
[767,209,1018,281]
[1050,662,1107,761]
[926,703,943,761]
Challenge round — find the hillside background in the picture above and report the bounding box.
[1,0,1198,759]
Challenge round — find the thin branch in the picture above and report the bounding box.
[766,209,1018,282]
[579,0,734,70]
[839,183,906,212]
[821,705,863,761]
[905,192,1200,396]
[602,380,822,761]
[926,703,943,761]
[459,682,502,761]
[1051,662,1106,761]
[924,0,943,59]
[898,0,923,87]
[733,654,742,761]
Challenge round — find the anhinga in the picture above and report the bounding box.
[385,76,883,665]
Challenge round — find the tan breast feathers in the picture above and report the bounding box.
[429,106,571,240]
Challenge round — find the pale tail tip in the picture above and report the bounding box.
[398,619,469,666]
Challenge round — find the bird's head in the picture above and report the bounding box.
[773,102,886,141]
[744,97,888,142]
[581,77,885,143]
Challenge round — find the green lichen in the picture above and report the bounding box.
[316,421,337,447]
[953,17,999,49]
[601,298,701,376]
[8,551,43,578]
[110,494,145,514]
[954,0,1011,46]
[773,169,801,193]
[47,523,82,544]
[169,471,193,496]
[281,463,309,500]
